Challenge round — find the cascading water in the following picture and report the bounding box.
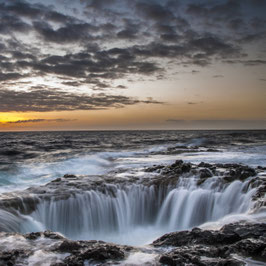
[19,177,257,246]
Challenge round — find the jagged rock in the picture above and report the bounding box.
[154,222,266,266]
[24,232,41,240]
[145,165,164,173]
[0,232,131,266]
[81,245,125,261]
[57,240,82,252]
[51,178,61,182]
[231,239,266,258]
[198,162,213,168]
[224,165,256,182]
[0,250,29,266]
[153,226,241,247]
[199,168,213,179]
[43,231,65,240]
[63,174,77,179]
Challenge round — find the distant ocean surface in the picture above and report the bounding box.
[1,130,266,193]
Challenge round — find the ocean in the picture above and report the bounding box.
[0,130,266,247]
[1,130,266,193]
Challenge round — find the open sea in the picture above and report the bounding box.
[1,130,266,193]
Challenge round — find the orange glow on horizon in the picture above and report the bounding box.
[0,113,28,123]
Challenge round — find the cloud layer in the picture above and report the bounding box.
[0,0,265,113]
[0,89,163,112]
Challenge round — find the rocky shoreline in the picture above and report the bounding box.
[0,160,265,265]
[0,221,265,265]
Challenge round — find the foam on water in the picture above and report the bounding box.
[0,130,266,248]
[0,233,68,265]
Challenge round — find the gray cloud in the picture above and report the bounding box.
[0,89,163,112]
[187,1,241,21]
[136,2,175,22]
[224,60,266,66]
[5,118,75,124]
[33,21,95,44]
[0,0,265,113]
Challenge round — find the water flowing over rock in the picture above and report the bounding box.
[0,160,265,265]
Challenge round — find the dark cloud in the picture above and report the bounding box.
[0,0,264,114]
[0,89,163,112]
[187,1,241,22]
[224,60,266,66]
[136,2,174,22]
[33,21,94,43]
[8,46,162,83]
[117,29,136,39]
[0,30,242,86]
[0,72,26,82]
[2,1,42,19]
[228,18,244,30]
[0,0,75,23]
[5,118,75,124]
[81,0,116,10]
[0,14,31,34]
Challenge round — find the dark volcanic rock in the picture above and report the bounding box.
[199,168,213,179]
[145,164,164,173]
[60,243,126,265]
[43,230,65,240]
[153,222,266,266]
[224,165,256,182]
[24,232,41,240]
[57,240,82,252]
[63,174,77,179]
[145,160,192,176]
[0,232,132,266]
[198,162,213,168]
[0,249,31,266]
[153,226,241,247]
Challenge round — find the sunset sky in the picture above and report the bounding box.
[0,0,265,130]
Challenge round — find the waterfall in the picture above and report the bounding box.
[23,177,256,245]
[0,209,44,233]
[156,178,255,230]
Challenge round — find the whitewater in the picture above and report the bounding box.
[0,130,265,250]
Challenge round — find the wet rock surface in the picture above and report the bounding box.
[0,160,265,265]
[154,222,266,266]
[0,231,132,266]
[1,222,266,265]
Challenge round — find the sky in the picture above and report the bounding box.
[0,0,265,131]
